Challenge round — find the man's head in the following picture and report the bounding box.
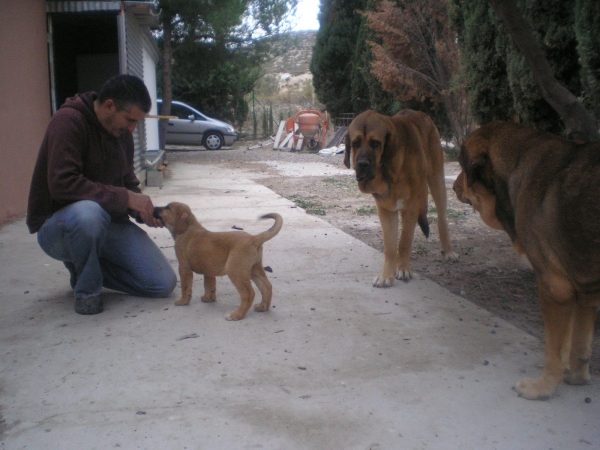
[94,74,151,138]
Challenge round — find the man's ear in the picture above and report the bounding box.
[174,212,190,235]
[100,98,116,112]
[344,134,351,168]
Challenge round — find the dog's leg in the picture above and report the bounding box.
[564,299,597,385]
[225,273,255,321]
[396,206,420,282]
[374,205,399,287]
[515,280,574,399]
[427,171,458,262]
[201,275,217,302]
[251,264,273,312]
[175,268,193,306]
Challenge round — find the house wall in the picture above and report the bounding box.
[0,0,51,227]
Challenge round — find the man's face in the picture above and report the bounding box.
[97,99,146,138]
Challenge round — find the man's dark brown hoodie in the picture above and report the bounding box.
[27,92,142,233]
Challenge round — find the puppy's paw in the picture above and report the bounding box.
[201,294,216,303]
[514,376,558,400]
[254,303,270,312]
[174,297,191,306]
[373,275,394,288]
[442,250,459,262]
[225,311,245,321]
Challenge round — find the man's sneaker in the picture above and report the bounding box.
[74,296,103,315]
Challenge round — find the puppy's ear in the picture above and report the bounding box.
[174,212,190,235]
[343,134,351,168]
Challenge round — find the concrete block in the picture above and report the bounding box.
[146,169,163,187]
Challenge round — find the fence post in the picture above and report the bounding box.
[252,91,257,139]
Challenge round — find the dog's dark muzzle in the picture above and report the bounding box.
[355,159,375,182]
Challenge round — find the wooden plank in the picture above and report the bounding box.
[145,114,177,119]
[278,131,293,148]
[273,121,286,149]
[295,135,304,151]
[326,126,348,148]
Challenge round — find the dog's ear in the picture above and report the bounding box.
[174,212,190,235]
[459,137,492,188]
[465,158,488,188]
[380,131,392,160]
[343,133,351,168]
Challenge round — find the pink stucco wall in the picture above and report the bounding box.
[0,0,51,226]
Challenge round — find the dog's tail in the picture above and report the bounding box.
[254,213,283,246]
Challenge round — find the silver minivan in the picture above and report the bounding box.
[157,99,237,150]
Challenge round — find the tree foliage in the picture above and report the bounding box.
[310,0,367,117]
[365,0,471,144]
[451,0,600,138]
[350,0,397,116]
[156,0,297,144]
[311,0,463,141]
[575,0,600,122]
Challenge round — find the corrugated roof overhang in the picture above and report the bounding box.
[46,1,159,28]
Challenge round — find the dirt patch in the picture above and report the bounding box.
[165,143,599,375]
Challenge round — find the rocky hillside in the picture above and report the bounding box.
[243,31,323,137]
[262,31,316,76]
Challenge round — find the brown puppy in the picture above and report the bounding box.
[344,109,458,287]
[454,120,600,399]
[154,202,283,321]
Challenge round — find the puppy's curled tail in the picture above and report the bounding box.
[254,213,283,246]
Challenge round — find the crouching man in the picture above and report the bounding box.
[27,74,177,314]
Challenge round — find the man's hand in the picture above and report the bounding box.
[127,191,163,228]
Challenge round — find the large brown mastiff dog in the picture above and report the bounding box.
[453,121,600,399]
[154,202,282,321]
[345,110,458,287]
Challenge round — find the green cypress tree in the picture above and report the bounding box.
[310,0,367,117]
[449,0,515,124]
[502,0,581,133]
[452,0,594,134]
[350,0,396,116]
[575,0,600,121]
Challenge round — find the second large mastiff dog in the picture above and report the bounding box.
[453,121,600,399]
[345,110,458,287]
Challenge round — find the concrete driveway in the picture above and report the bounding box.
[1,159,599,449]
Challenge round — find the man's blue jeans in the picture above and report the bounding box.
[37,200,177,300]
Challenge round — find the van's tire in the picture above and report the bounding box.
[203,132,224,150]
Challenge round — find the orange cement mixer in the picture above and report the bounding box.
[285,109,329,150]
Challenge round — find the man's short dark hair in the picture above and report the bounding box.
[97,74,152,113]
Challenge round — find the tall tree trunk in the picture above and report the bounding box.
[487,0,599,142]
[159,18,173,150]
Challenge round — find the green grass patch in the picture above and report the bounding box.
[414,244,429,255]
[446,209,467,219]
[288,195,327,216]
[427,205,467,219]
[355,206,378,216]
[461,246,474,256]
[322,177,345,185]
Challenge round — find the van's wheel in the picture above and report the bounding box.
[203,132,224,150]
